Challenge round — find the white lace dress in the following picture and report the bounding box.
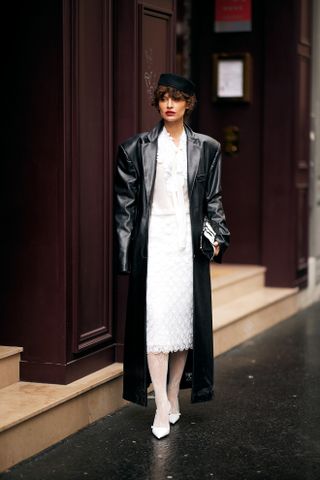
[146,127,194,353]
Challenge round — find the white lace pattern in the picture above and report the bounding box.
[146,127,193,354]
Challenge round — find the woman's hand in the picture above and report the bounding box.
[213,241,220,257]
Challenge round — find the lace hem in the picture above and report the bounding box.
[147,342,193,354]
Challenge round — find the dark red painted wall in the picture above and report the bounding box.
[191,0,264,265]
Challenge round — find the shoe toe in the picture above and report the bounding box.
[151,426,170,439]
[169,412,181,425]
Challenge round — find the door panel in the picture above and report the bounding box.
[139,3,176,131]
[262,0,311,287]
[70,0,113,352]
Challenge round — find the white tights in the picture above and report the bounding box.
[147,350,188,428]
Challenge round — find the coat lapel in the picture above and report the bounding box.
[141,121,163,205]
[186,129,201,197]
[142,140,157,205]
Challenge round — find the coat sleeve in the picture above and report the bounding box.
[114,144,139,274]
[206,143,230,263]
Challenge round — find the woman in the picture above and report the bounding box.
[114,73,230,439]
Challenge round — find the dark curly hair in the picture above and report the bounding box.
[152,85,197,120]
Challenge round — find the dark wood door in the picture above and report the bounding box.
[64,0,114,353]
[139,2,176,131]
[114,0,176,141]
[261,0,311,287]
[1,0,176,382]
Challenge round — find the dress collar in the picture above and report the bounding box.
[162,126,186,150]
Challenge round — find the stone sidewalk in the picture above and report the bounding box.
[1,302,320,480]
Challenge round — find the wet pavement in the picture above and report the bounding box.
[1,302,320,480]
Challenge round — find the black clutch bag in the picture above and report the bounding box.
[200,216,217,261]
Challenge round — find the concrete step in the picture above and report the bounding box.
[211,264,266,306]
[0,346,23,389]
[0,363,125,472]
[213,286,298,357]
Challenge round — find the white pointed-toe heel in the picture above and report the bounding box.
[151,425,170,439]
[169,412,181,425]
[151,401,171,439]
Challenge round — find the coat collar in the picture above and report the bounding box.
[142,120,201,204]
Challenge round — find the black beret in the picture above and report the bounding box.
[157,73,195,96]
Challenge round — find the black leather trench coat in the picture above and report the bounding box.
[114,120,230,407]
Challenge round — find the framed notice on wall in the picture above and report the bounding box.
[212,52,251,103]
[214,0,252,33]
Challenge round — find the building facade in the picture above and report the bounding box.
[1,0,318,387]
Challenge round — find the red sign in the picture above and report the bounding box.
[215,0,252,32]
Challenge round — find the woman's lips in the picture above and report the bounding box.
[165,111,175,115]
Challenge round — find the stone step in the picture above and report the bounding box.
[0,346,23,389]
[213,286,298,357]
[0,363,125,472]
[211,264,266,306]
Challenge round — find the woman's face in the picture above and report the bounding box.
[158,93,187,124]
